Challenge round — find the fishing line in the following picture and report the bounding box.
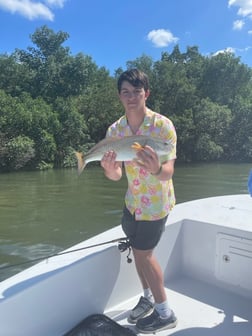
[0,237,131,272]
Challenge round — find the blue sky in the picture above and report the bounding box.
[0,0,252,74]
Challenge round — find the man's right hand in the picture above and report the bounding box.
[101,151,122,181]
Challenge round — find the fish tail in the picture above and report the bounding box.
[75,152,86,175]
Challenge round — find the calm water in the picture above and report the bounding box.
[0,163,251,281]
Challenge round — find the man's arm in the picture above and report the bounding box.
[152,159,175,181]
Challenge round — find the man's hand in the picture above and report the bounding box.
[101,151,122,181]
[136,146,175,180]
[136,146,161,175]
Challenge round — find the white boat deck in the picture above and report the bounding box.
[108,276,252,335]
[106,194,252,335]
[0,194,251,336]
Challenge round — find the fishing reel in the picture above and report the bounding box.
[118,239,132,264]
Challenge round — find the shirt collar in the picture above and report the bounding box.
[122,108,154,135]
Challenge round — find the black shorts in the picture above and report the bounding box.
[121,206,167,250]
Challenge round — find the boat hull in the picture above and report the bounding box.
[0,194,251,335]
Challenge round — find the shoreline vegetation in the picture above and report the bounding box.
[0,25,252,173]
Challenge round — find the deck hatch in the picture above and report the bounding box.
[215,233,252,291]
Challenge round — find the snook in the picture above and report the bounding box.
[75,135,173,175]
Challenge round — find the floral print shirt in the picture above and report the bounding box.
[106,108,177,220]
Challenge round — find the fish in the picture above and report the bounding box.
[75,135,173,175]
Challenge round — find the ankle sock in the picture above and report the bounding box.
[155,301,172,319]
[143,288,154,303]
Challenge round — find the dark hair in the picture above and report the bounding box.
[117,69,149,93]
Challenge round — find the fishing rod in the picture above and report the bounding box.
[0,236,132,272]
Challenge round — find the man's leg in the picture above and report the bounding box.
[133,248,177,333]
[133,248,166,303]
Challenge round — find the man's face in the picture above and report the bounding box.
[119,81,149,112]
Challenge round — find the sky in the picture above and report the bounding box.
[0,0,252,74]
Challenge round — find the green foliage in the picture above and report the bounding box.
[195,134,224,161]
[14,26,99,103]
[227,96,252,161]
[79,69,123,142]
[193,99,232,161]
[0,25,252,172]
[199,52,251,107]
[171,110,196,162]
[0,135,35,171]
[37,161,53,170]
[62,146,78,168]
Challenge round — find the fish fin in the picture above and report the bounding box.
[86,137,120,155]
[75,152,86,175]
[132,158,145,166]
[131,142,145,151]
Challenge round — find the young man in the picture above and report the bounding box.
[100,69,177,333]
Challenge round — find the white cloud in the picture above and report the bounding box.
[242,45,252,51]
[213,45,252,58]
[248,30,252,34]
[213,47,236,56]
[0,0,66,21]
[228,0,252,18]
[45,0,65,7]
[147,29,179,48]
[233,19,245,30]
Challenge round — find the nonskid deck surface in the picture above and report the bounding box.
[107,276,252,336]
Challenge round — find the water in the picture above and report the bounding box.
[0,163,251,281]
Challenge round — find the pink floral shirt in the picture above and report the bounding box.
[106,108,177,220]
